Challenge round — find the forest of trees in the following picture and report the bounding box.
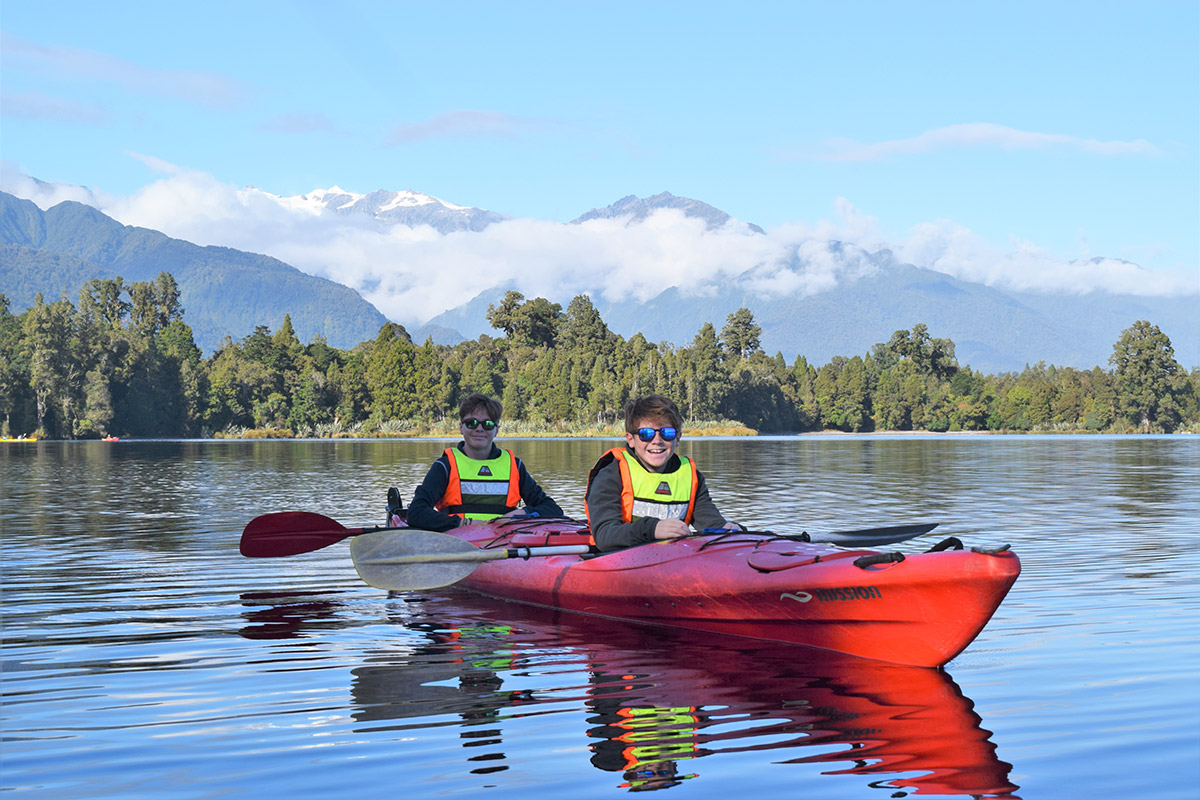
[2,274,1197,439]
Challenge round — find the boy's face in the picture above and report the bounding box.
[625,416,679,472]
[460,405,498,454]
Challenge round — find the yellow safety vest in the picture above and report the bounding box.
[587,448,698,525]
[437,447,521,521]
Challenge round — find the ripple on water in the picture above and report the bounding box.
[3,436,1198,799]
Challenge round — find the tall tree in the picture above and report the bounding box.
[0,295,34,436]
[487,291,563,348]
[128,272,184,337]
[24,293,82,436]
[366,323,419,423]
[720,307,762,360]
[1109,320,1188,432]
[78,277,130,330]
[486,291,526,339]
[884,323,958,379]
[686,322,727,420]
[560,294,614,354]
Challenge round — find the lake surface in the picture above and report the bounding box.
[3,435,1198,798]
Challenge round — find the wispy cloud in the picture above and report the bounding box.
[0,32,248,108]
[258,111,344,135]
[127,152,189,175]
[0,90,106,124]
[797,123,1159,162]
[386,110,571,145]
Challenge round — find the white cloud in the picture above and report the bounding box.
[1,165,1194,330]
[801,123,1159,162]
[0,160,111,207]
[1,32,247,108]
[892,218,1194,295]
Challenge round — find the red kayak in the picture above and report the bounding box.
[425,517,1019,668]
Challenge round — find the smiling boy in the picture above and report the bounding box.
[407,393,563,531]
[585,394,741,551]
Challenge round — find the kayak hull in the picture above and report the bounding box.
[450,519,1020,667]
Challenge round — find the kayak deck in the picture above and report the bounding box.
[449,518,1019,667]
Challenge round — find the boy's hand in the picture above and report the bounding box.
[653,518,691,540]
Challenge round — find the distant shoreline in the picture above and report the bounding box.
[17,429,1193,443]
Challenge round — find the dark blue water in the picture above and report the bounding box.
[3,436,1198,798]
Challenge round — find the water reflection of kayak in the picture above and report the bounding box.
[361,517,1019,667]
[350,592,1021,798]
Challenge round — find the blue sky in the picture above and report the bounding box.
[1,1,1197,320]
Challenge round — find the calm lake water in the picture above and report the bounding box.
[3,435,1198,799]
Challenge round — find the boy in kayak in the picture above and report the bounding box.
[585,394,742,551]
[407,393,563,531]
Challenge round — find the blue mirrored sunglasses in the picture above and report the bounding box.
[634,426,679,442]
[462,418,497,431]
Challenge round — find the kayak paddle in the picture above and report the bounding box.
[241,511,938,558]
[240,511,405,557]
[351,529,592,590]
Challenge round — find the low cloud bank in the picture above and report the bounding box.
[2,163,1195,328]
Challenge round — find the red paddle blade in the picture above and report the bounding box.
[240,511,353,557]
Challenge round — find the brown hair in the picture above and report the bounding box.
[459,393,503,422]
[623,394,682,434]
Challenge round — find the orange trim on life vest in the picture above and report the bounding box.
[502,450,520,508]
[439,447,462,511]
[613,448,636,522]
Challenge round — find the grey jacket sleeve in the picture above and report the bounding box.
[406,455,461,532]
[689,470,730,531]
[585,460,661,552]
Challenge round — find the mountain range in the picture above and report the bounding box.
[0,191,387,352]
[1,184,1195,373]
[272,186,506,233]
[413,260,1198,374]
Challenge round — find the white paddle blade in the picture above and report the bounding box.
[351,529,496,591]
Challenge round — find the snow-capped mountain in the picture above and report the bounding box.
[572,191,766,233]
[273,186,507,233]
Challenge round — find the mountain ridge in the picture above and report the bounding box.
[0,192,388,353]
[571,191,766,233]
[416,244,1197,373]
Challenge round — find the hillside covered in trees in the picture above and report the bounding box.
[2,276,1196,439]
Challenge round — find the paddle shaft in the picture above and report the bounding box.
[243,510,938,558]
[357,544,592,566]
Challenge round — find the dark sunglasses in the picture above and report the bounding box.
[634,426,679,442]
[462,418,497,431]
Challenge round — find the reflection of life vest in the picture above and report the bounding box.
[587,448,698,525]
[458,624,520,670]
[437,447,521,521]
[615,706,701,771]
